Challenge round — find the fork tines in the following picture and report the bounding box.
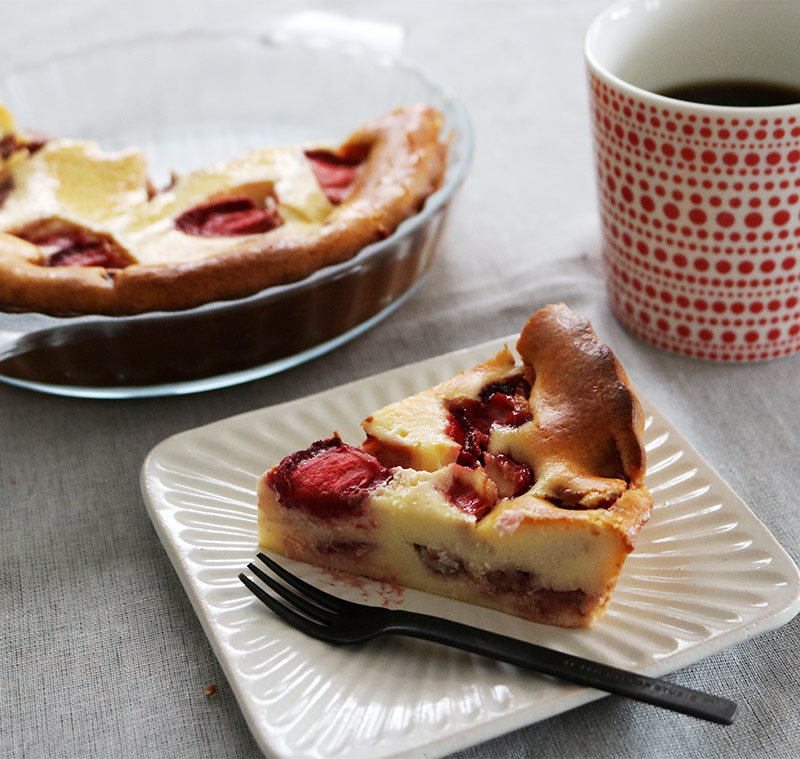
[239,553,344,638]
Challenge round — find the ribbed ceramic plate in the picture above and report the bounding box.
[141,336,800,759]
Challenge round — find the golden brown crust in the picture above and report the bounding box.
[0,105,447,315]
[516,303,648,493]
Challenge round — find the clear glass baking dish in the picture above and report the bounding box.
[0,20,472,397]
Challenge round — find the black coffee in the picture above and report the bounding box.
[659,79,800,107]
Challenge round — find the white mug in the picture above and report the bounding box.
[586,0,800,361]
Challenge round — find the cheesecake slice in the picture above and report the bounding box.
[257,304,652,627]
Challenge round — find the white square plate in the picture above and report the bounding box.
[141,336,800,759]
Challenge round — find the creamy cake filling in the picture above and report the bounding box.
[0,136,365,267]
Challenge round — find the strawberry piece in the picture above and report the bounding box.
[445,476,495,520]
[200,207,276,236]
[12,223,131,268]
[304,149,364,204]
[446,399,491,468]
[0,134,17,160]
[445,375,532,468]
[268,436,391,519]
[485,392,532,427]
[174,195,281,237]
[45,243,128,268]
[484,452,534,498]
[0,177,12,210]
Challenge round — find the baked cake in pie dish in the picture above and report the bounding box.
[0,103,446,316]
[258,304,653,628]
[0,26,473,395]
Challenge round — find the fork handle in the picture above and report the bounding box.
[386,611,737,724]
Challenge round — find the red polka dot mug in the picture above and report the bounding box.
[586,0,800,361]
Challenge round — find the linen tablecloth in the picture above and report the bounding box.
[2,1,798,757]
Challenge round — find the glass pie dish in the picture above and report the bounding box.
[0,19,472,397]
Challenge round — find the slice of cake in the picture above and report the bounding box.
[257,304,652,627]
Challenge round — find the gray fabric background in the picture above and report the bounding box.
[2,1,798,757]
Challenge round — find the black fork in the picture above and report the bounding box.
[239,553,737,725]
